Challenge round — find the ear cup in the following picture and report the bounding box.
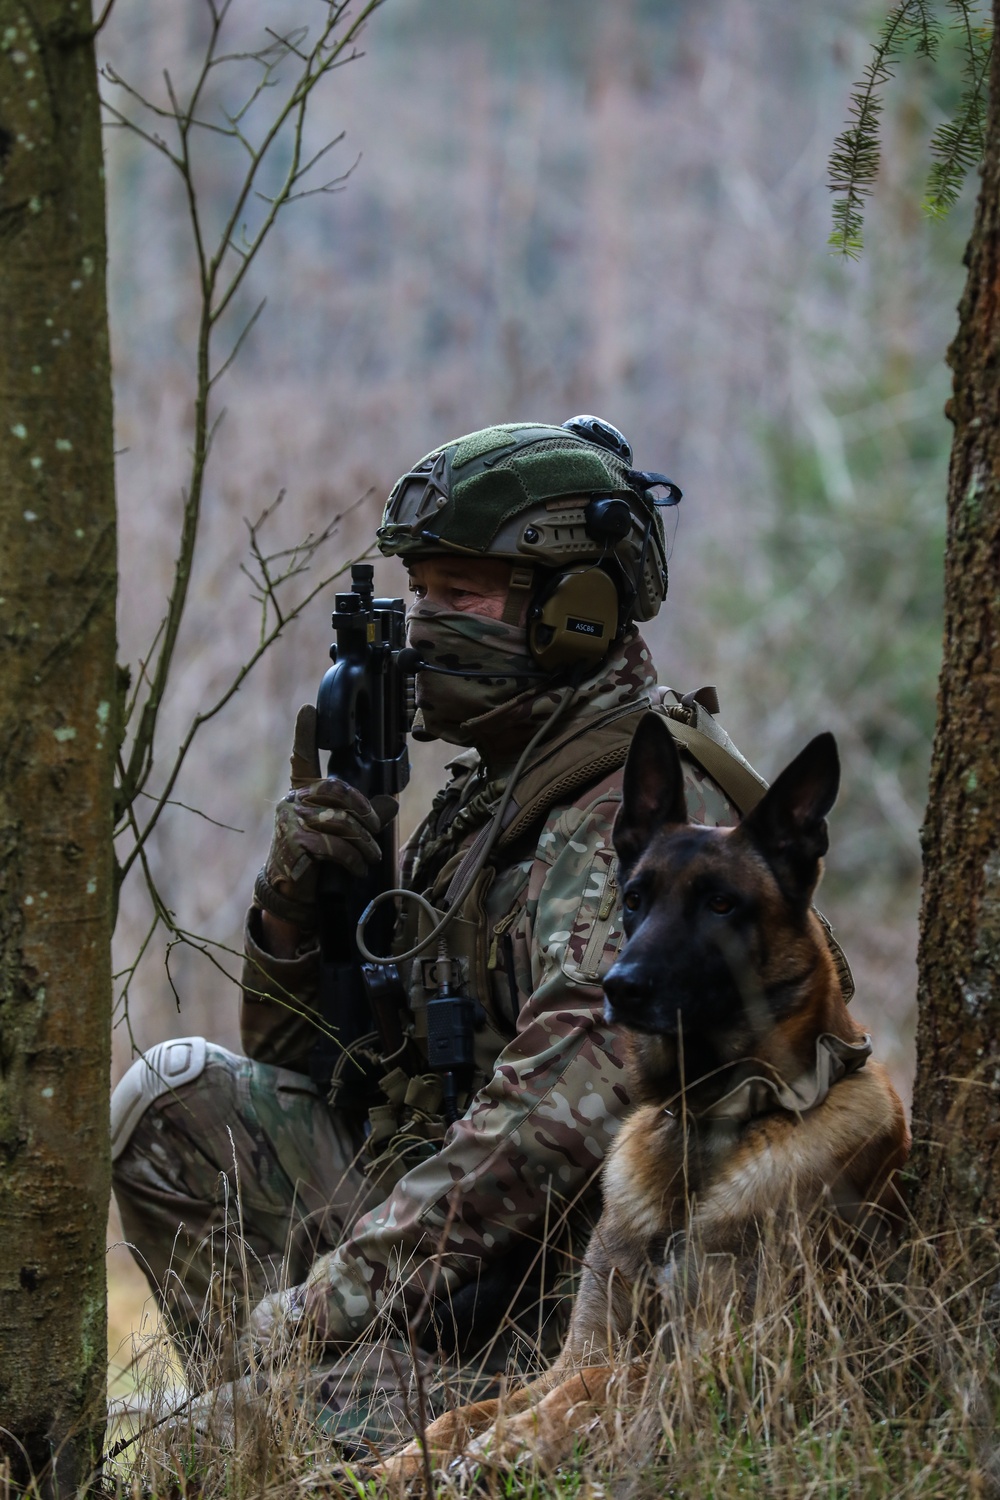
[528,567,621,671]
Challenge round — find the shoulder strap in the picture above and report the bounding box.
[438,703,647,906]
[497,702,647,852]
[654,694,768,814]
[499,689,769,857]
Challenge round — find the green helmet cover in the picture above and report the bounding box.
[378,422,670,621]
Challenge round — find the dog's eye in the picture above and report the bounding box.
[623,890,642,912]
[706,894,735,915]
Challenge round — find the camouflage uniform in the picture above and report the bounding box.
[111,416,746,1448]
[110,633,739,1446]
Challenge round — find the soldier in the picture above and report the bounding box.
[110,417,761,1448]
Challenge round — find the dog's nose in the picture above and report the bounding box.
[602,960,652,1022]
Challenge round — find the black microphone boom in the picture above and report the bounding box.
[396,646,547,680]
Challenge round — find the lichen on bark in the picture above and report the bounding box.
[0,2,116,1488]
[910,0,1000,1270]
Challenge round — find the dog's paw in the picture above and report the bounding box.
[461,1411,563,1472]
[364,1444,429,1486]
[459,1370,616,1472]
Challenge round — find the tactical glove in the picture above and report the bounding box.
[255,704,385,930]
[245,1283,308,1361]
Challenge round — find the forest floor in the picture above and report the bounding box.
[103,1215,999,1500]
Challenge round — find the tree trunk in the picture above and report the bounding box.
[910,6,1000,1273]
[0,4,116,1490]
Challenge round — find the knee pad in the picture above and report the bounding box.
[111,1036,208,1161]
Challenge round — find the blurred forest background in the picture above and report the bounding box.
[102,0,970,1338]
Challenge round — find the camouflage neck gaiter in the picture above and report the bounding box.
[463,625,657,757]
[405,600,543,748]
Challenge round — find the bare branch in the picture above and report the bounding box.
[92,0,118,34]
[100,92,182,168]
[279,170,355,206]
[290,130,349,186]
[112,914,158,992]
[255,143,360,208]
[111,0,388,923]
[211,2,386,325]
[208,298,266,390]
[264,25,312,65]
[132,788,245,835]
[161,67,182,128]
[225,69,274,130]
[102,64,181,122]
[205,405,227,460]
[102,78,235,144]
[121,616,166,732]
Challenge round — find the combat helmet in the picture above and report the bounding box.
[378,417,681,671]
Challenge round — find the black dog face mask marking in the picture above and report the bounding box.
[605,716,840,1069]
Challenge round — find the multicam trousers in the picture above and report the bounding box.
[110,1040,531,1454]
[112,1040,380,1342]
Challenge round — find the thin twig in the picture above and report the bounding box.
[208,298,267,390]
[107,0,388,1002]
[132,788,244,835]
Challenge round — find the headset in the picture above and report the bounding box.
[527,560,622,672]
[526,483,679,673]
[401,487,681,682]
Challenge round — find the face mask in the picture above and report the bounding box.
[405,600,540,746]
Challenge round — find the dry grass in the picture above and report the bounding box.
[101,1217,999,1500]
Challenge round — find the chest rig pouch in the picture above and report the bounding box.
[361,842,515,1190]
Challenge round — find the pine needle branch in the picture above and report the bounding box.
[828,1,937,259]
[924,4,992,218]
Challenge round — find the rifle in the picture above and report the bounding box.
[310,563,414,1088]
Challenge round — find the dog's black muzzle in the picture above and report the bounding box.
[602,959,677,1034]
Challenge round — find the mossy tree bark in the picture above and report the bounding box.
[0,2,115,1490]
[910,4,1000,1270]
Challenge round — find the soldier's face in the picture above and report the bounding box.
[406,556,524,622]
[404,554,539,746]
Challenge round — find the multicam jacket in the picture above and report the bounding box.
[240,634,740,1348]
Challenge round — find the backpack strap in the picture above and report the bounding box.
[492,687,769,866]
[653,687,768,814]
[497,701,645,852]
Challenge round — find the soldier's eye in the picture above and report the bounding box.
[706,893,735,915]
[623,890,642,912]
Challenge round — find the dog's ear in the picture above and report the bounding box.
[613,713,689,866]
[742,732,840,899]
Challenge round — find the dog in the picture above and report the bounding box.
[375,714,910,1476]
